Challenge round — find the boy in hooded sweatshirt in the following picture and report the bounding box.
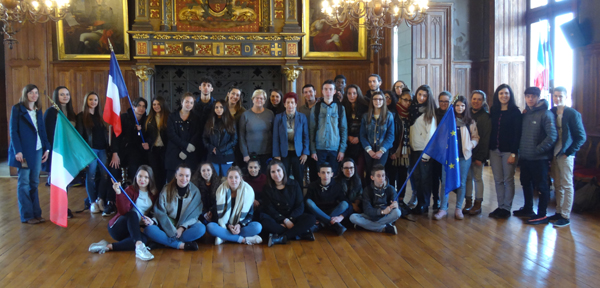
[514,87,557,225]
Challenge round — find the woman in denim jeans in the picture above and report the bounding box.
[434,96,480,220]
[488,84,522,219]
[76,92,109,214]
[360,91,395,182]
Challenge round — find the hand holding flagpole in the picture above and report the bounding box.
[107,38,146,143]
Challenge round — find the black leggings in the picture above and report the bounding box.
[260,213,316,239]
[107,210,148,251]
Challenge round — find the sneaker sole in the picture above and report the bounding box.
[553,223,570,228]
[136,254,154,261]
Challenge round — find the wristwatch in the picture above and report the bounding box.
[510,153,516,157]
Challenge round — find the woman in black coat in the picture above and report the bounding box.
[165,92,202,181]
[202,100,238,177]
[260,160,316,247]
[145,96,170,188]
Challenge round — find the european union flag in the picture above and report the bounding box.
[423,105,460,195]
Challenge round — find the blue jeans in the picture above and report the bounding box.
[86,149,107,202]
[213,162,233,178]
[17,149,43,222]
[439,157,472,211]
[349,208,401,232]
[305,199,349,224]
[206,222,262,243]
[144,222,206,249]
[316,150,339,174]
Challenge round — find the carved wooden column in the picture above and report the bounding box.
[282,65,303,93]
[133,65,155,110]
[133,0,153,31]
[283,0,301,32]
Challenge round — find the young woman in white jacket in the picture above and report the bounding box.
[434,96,480,220]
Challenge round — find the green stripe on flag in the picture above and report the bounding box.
[54,111,97,174]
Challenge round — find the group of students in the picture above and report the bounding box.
[8,74,586,260]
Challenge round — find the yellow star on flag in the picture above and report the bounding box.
[450,131,456,136]
[449,163,455,169]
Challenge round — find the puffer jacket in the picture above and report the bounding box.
[519,99,557,160]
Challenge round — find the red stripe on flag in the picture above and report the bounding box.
[103,97,122,136]
[50,185,68,228]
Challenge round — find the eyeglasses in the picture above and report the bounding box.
[372,98,384,102]
[342,167,355,170]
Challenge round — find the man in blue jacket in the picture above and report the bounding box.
[514,87,557,225]
[549,87,586,227]
[309,80,348,175]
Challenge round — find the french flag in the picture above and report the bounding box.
[103,51,129,137]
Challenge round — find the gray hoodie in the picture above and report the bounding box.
[519,99,557,161]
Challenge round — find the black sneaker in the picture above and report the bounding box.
[299,231,315,241]
[184,241,199,251]
[553,218,570,227]
[331,222,347,236]
[384,224,398,235]
[497,209,511,219]
[488,208,501,218]
[513,207,536,218]
[102,203,116,217]
[548,214,563,221]
[432,200,440,211]
[67,209,73,219]
[526,215,550,225]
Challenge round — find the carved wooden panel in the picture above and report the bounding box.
[452,61,472,98]
[471,60,491,101]
[412,3,452,98]
[574,43,600,137]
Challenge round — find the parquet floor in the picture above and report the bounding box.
[0,167,599,287]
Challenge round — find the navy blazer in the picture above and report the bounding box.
[551,106,586,157]
[273,111,310,158]
[9,104,51,169]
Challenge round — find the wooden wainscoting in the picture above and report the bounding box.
[574,43,600,137]
[452,60,472,98]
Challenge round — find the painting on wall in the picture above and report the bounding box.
[176,0,261,32]
[57,0,130,60]
[302,0,367,60]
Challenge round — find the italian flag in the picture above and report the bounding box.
[50,111,97,227]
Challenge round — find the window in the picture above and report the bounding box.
[526,0,576,106]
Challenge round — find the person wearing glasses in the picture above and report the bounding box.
[360,91,395,183]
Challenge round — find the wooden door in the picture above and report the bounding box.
[412,3,452,101]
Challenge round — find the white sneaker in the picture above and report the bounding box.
[90,203,101,214]
[215,237,223,245]
[135,243,154,261]
[96,199,105,212]
[89,239,109,254]
[245,235,263,245]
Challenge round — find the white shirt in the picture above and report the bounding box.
[27,109,42,150]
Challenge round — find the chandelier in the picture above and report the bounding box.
[321,0,429,53]
[0,0,70,49]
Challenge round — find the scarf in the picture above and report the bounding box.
[392,102,411,167]
[215,181,254,228]
[409,103,425,126]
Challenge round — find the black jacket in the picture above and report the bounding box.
[202,121,237,164]
[145,115,169,149]
[262,179,304,223]
[519,99,557,160]
[75,112,111,151]
[305,179,351,217]
[118,108,148,158]
[551,106,586,157]
[362,183,397,218]
[165,110,202,171]
[489,106,522,154]
[470,108,491,162]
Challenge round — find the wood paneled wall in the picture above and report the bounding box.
[452,60,472,98]
[574,43,600,137]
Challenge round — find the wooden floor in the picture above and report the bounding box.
[0,167,599,288]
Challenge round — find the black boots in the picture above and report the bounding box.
[268,234,288,247]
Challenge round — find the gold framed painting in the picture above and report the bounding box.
[302,0,367,60]
[57,0,130,60]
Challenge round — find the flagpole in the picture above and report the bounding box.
[107,38,147,144]
[393,105,456,202]
[47,95,145,217]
